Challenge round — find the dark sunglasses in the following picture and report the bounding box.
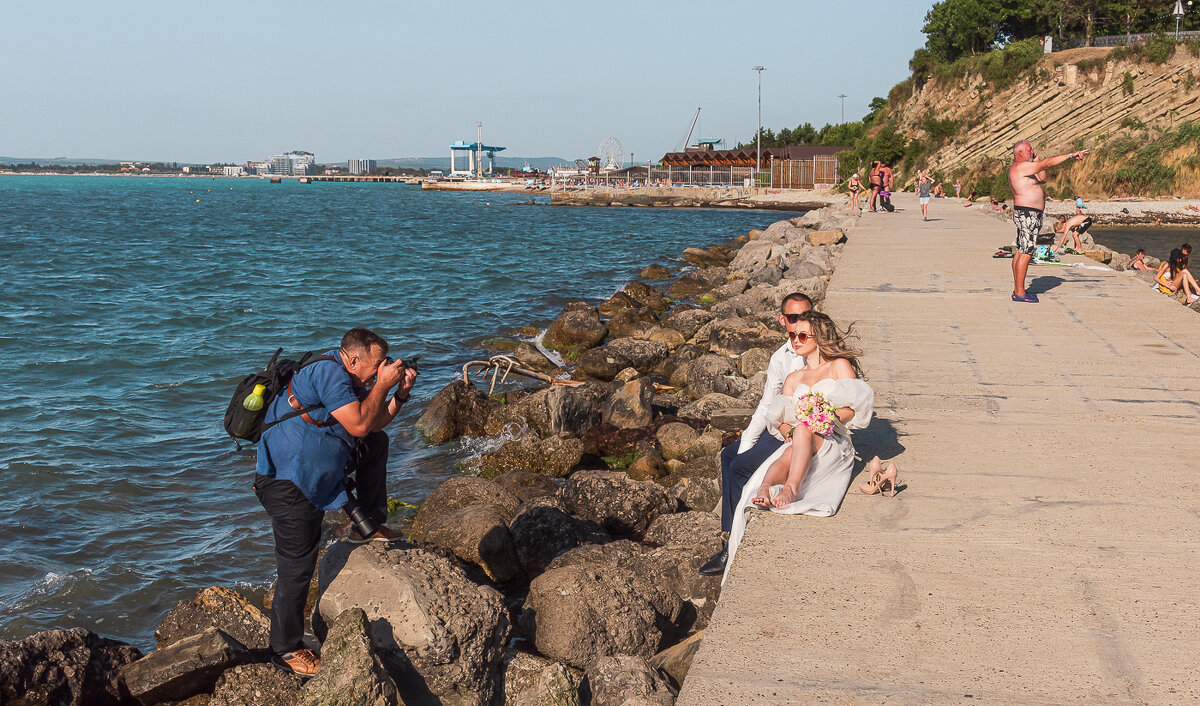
[788,331,811,343]
[782,313,807,323]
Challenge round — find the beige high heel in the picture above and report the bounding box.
[877,462,899,497]
[858,456,885,495]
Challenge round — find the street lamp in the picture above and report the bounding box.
[753,66,765,176]
[838,94,847,124]
[1175,0,1190,40]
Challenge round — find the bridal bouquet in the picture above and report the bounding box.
[792,391,836,437]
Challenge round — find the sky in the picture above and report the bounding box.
[0,1,931,164]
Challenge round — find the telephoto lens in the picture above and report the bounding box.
[344,500,377,539]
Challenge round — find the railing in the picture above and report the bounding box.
[550,157,839,191]
[1053,29,1200,50]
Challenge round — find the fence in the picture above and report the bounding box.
[1054,29,1200,50]
[771,156,840,190]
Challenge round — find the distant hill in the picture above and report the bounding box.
[0,156,126,166]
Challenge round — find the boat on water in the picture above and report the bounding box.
[269,177,282,184]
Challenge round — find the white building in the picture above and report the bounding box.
[222,165,245,177]
[268,151,315,176]
[348,158,377,175]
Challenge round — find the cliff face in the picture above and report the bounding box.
[888,46,1200,198]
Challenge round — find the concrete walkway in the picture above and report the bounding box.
[679,194,1200,704]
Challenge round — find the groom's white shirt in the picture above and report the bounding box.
[736,340,807,454]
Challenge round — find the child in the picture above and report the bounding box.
[1130,248,1152,270]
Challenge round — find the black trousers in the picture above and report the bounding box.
[254,430,390,655]
[719,433,784,533]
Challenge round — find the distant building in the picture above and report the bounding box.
[348,158,377,175]
[246,162,270,176]
[222,165,245,177]
[268,151,315,176]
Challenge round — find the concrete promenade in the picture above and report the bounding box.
[679,193,1200,704]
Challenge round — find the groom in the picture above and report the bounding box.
[699,292,812,575]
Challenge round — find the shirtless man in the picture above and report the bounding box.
[1054,212,1093,252]
[1008,141,1089,302]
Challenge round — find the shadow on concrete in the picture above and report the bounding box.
[848,415,905,484]
[1028,275,1065,294]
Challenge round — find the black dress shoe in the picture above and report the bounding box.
[698,545,728,576]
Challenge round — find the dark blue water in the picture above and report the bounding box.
[0,175,794,648]
[1091,225,1199,279]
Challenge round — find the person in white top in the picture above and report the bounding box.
[698,292,812,576]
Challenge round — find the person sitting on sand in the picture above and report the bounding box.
[722,311,875,582]
[962,190,977,206]
[1155,248,1200,302]
[933,182,945,198]
[1130,249,1152,270]
[1053,212,1093,252]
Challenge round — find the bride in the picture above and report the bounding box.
[723,310,874,582]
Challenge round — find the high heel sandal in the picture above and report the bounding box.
[858,456,884,495]
[877,462,899,497]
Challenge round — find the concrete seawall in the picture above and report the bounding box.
[679,193,1200,703]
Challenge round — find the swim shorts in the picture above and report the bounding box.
[1012,206,1044,255]
[1076,216,1093,235]
[919,197,930,205]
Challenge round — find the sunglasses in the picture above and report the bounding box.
[788,331,811,343]
[782,313,807,324]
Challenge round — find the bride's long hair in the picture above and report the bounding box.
[798,310,865,380]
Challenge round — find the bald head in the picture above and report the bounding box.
[1013,141,1032,160]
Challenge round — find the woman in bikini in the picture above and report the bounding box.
[1155,248,1200,302]
[847,173,862,211]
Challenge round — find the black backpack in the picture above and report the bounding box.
[223,348,337,448]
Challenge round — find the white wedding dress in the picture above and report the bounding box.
[723,377,875,584]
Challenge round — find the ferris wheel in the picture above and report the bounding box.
[597,137,624,171]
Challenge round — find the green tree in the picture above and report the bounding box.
[923,0,1004,62]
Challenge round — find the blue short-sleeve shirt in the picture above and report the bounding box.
[255,350,367,511]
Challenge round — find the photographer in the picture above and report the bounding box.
[253,327,417,677]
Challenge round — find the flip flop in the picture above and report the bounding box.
[1011,291,1039,303]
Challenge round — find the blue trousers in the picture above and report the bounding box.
[720,433,784,532]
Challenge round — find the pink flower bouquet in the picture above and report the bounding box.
[793,391,836,437]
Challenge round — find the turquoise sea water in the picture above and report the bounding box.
[0,175,796,648]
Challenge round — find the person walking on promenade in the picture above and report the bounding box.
[867,161,882,212]
[848,173,862,211]
[918,173,933,221]
[699,292,812,576]
[255,327,418,676]
[1008,140,1089,303]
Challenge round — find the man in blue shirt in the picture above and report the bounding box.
[254,327,417,677]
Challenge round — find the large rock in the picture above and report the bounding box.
[210,663,302,706]
[475,435,586,478]
[299,608,399,706]
[807,229,845,246]
[728,240,784,273]
[655,422,700,461]
[597,290,643,316]
[737,347,772,377]
[316,543,510,706]
[155,585,270,650]
[603,378,654,429]
[585,655,675,706]
[512,342,560,374]
[666,268,725,298]
[606,307,658,338]
[668,354,737,399]
[410,476,521,540]
[417,380,496,444]
[423,503,521,582]
[485,383,607,439]
[639,264,671,280]
[749,264,784,285]
[666,474,721,513]
[804,245,835,272]
[522,560,682,669]
[1083,248,1112,263]
[682,247,728,268]
[784,258,826,280]
[710,284,778,320]
[1109,251,1132,271]
[509,505,611,577]
[502,651,584,706]
[0,628,141,706]
[662,309,715,339]
[121,627,249,705]
[492,470,560,502]
[707,407,755,432]
[623,280,670,313]
[561,470,674,536]
[776,275,828,304]
[678,393,746,420]
[650,631,704,689]
[543,303,607,351]
[707,318,777,356]
[578,339,669,381]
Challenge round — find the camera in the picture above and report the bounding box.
[385,355,420,370]
[342,477,377,539]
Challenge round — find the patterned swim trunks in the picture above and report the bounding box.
[1012,206,1044,255]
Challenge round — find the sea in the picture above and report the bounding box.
[1089,225,1199,279]
[0,175,797,650]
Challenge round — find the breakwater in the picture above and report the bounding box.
[0,173,860,704]
[551,186,838,212]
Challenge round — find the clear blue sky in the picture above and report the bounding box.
[0,1,931,164]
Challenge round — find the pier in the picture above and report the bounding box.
[679,194,1200,703]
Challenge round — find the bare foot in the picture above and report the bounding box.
[751,487,772,509]
[772,486,798,507]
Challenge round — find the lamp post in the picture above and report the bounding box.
[1174,0,1187,40]
[753,66,765,177]
[838,94,847,124]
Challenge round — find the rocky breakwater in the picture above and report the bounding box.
[0,203,857,706]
